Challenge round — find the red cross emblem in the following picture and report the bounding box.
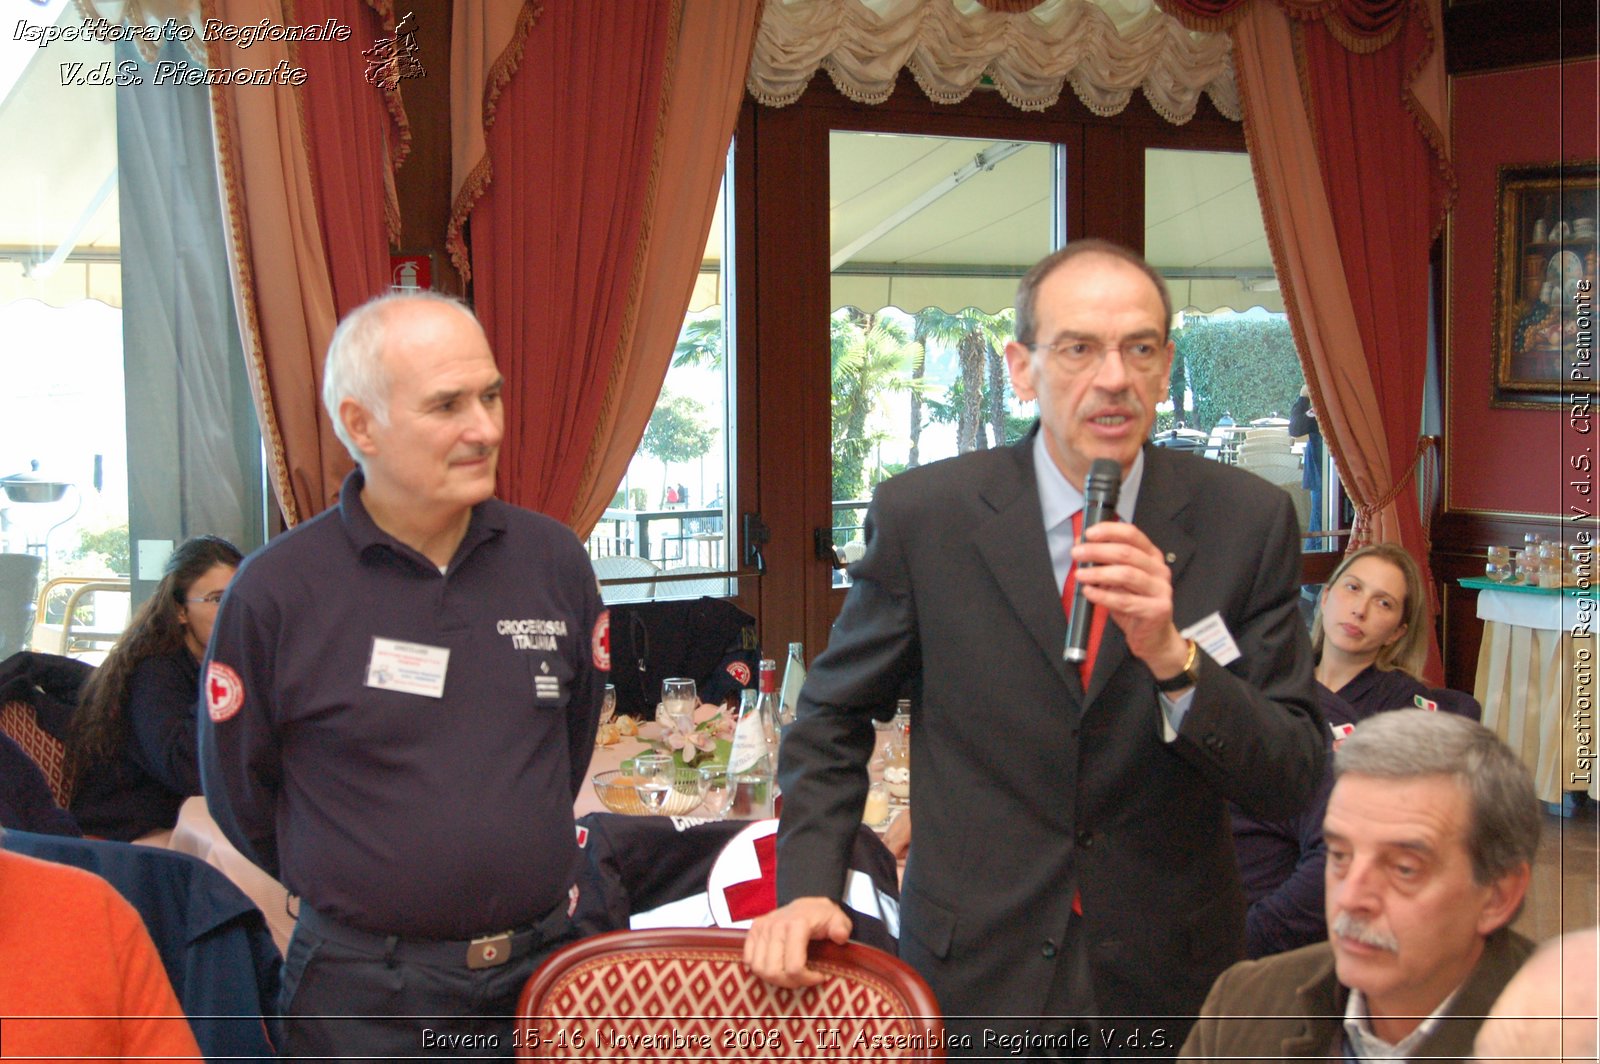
[591,610,611,671]
[205,663,245,723]
[707,820,782,927]
[721,831,778,922]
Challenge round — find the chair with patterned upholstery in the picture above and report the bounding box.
[0,651,89,809]
[517,927,943,1060]
[0,699,73,808]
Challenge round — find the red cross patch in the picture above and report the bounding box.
[726,661,751,686]
[707,819,781,927]
[591,610,610,671]
[205,663,245,723]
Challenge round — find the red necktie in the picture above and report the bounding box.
[1063,509,1106,921]
[1062,510,1107,687]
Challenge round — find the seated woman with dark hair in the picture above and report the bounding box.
[1233,543,1481,958]
[66,536,243,841]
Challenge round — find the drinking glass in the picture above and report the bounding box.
[662,677,698,732]
[600,684,617,726]
[632,754,675,814]
[697,761,733,820]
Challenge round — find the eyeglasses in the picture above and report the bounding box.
[1026,336,1167,372]
[185,591,225,606]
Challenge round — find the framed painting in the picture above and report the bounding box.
[1491,162,1599,408]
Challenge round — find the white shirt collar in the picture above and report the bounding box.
[1031,431,1144,532]
[1342,985,1460,1060]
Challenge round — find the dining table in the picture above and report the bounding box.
[1465,576,1598,806]
[161,715,902,952]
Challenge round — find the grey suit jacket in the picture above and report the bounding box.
[776,431,1324,1044]
[1179,927,1535,1061]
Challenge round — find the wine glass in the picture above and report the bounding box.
[697,761,733,820]
[662,677,698,732]
[632,754,675,814]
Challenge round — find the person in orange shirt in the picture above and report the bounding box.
[0,836,200,1060]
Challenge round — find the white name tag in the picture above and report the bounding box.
[366,637,450,699]
[1181,611,1241,668]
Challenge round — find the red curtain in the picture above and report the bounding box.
[466,1,679,519]
[1159,0,1450,679]
[210,0,405,522]
[1299,4,1447,614]
[296,0,409,317]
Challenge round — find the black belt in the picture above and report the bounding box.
[296,898,571,970]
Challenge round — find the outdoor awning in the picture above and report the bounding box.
[691,127,1284,318]
[0,0,121,308]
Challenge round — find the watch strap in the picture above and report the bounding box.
[1154,639,1200,693]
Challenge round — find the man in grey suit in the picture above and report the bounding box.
[746,240,1325,1056]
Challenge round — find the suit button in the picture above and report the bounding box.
[1205,735,1226,752]
[1041,940,1058,959]
[1076,830,1094,848]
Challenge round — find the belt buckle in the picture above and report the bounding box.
[467,931,513,970]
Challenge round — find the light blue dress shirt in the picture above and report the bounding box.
[1030,433,1193,736]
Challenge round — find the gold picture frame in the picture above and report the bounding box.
[1491,162,1599,409]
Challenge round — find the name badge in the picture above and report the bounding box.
[1181,611,1242,668]
[366,637,450,699]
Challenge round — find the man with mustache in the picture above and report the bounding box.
[1182,710,1539,1061]
[749,240,1324,1055]
[199,292,608,1057]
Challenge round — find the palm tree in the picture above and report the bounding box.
[671,315,723,369]
[913,307,1014,452]
[831,309,922,502]
[986,309,1016,448]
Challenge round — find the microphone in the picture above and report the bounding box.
[1064,458,1122,664]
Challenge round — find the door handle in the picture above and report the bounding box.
[813,528,848,570]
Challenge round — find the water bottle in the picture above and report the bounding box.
[728,664,780,818]
[778,642,806,729]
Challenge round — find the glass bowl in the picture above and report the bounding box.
[592,766,703,816]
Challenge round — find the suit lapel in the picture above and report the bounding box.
[974,435,1078,698]
[1083,445,1197,704]
[1284,951,1344,1058]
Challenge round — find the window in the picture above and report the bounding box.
[587,161,736,603]
[0,1,266,652]
[828,131,1061,583]
[1145,148,1344,551]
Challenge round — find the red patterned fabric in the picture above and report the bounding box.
[519,928,944,1060]
[0,701,72,808]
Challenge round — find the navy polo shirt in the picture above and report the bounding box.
[198,471,608,939]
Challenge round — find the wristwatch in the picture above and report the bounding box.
[1153,639,1201,693]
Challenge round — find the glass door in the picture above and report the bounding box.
[827,132,1063,587]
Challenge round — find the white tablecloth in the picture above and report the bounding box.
[1474,588,1598,803]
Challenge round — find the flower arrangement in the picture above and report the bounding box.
[654,701,736,767]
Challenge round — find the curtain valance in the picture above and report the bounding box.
[747,0,1240,124]
[1158,0,1411,52]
